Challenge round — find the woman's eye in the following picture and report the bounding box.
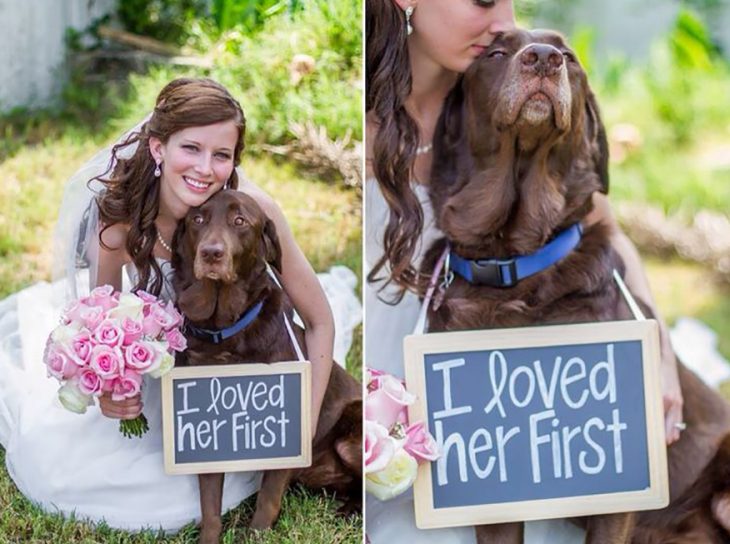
[473,0,496,7]
[233,217,246,227]
[488,50,507,59]
[183,144,198,152]
[215,152,232,160]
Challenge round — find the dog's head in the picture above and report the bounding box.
[434,29,608,256]
[172,190,281,322]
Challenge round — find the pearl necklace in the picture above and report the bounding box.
[416,142,433,156]
[156,229,173,253]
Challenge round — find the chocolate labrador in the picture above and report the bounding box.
[171,189,362,544]
[422,28,730,543]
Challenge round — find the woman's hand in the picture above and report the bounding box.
[660,332,684,445]
[99,393,143,420]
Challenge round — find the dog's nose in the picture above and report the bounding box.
[200,243,225,263]
[520,44,564,77]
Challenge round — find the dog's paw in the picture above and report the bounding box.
[249,511,276,532]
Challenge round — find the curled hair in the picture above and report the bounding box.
[366,0,427,300]
[95,78,246,295]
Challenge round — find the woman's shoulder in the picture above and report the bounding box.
[235,179,285,223]
[99,222,130,251]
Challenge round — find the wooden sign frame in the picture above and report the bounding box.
[404,320,668,530]
[162,361,312,475]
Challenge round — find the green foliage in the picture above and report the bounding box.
[117,0,207,45]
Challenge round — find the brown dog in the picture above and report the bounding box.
[423,28,730,543]
[171,189,362,543]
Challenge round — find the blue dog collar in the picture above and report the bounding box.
[448,223,583,288]
[184,299,265,344]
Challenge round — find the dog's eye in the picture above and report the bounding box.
[233,216,247,227]
[192,215,204,225]
[488,50,507,59]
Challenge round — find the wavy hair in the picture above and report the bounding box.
[95,78,246,296]
[366,0,427,300]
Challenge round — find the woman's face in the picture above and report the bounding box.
[408,0,516,73]
[151,120,239,218]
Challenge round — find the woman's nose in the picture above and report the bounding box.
[194,153,213,177]
[487,0,516,35]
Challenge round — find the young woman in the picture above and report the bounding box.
[0,77,354,532]
[365,1,683,542]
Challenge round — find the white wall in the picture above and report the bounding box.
[0,0,116,112]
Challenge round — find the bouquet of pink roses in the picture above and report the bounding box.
[365,367,441,501]
[44,285,187,438]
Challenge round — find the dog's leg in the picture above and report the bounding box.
[475,522,523,544]
[198,472,225,544]
[585,512,635,543]
[250,469,293,530]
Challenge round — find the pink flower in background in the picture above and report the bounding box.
[403,422,441,462]
[77,368,103,396]
[135,290,157,304]
[121,317,143,346]
[164,328,187,352]
[90,344,122,378]
[93,319,125,348]
[163,301,183,330]
[365,421,397,474]
[147,304,179,333]
[365,367,441,502]
[125,341,158,371]
[365,373,415,429]
[45,345,78,380]
[80,305,104,330]
[111,372,143,401]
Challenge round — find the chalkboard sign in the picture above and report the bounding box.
[404,320,668,529]
[161,361,311,475]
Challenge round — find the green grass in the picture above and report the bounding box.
[0,113,361,542]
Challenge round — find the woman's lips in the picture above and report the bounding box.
[184,176,212,194]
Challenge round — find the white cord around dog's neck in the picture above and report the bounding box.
[613,268,646,321]
[265,264,306,361]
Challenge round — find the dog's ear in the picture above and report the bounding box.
[177,279,217,322]
[585,89,609,194]
[262,218,282,273]
[171,217,191,274]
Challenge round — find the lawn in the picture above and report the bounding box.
[0,117,362,543]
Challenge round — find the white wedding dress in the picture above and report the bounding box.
[0,255,361,533]
[364,178,587,544]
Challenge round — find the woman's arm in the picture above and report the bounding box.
[244,183,336,436]
[588,193,684,444]
[95,223,145,420]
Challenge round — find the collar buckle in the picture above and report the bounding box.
[470,258,518,287]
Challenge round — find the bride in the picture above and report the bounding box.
[0,77,361,533]
[365,1,684,542]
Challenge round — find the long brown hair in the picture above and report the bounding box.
[95,78,246,296]
[366,0,427,300]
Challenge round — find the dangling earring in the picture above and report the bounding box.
[405,5,414,36]
[154,159,162,178]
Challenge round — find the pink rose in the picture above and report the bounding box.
[45,345,78,380]
[124,341,158,371]
[121,317,143,346]
[67,331,93,366]
[60,300,82,326]
[80,305,104,331]
[90,344,123,378]
[367,367,387,392]
[88,285,117,311]
[77,368,103,396]
[365,420,397,474]
[403,422,441,462]
[111,371,143,401]
[365,374,416,429]
[135,290,158,304]
[143,304,180,336]
[162,301,183,331]
[93,319,124,348]
[164,328,187,352]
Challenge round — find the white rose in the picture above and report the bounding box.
[366,447,418,501]
[51,322,81,343]
[107,293,144,321]
[57,381,93,414]
[147,351,175,378]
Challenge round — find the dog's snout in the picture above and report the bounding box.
[520,44,563,77]
[200,242,225,263]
